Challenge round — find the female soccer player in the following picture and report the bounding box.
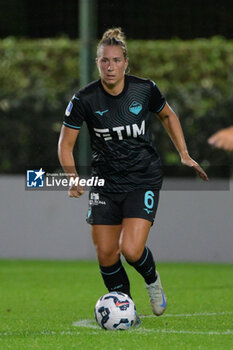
[58,28,208,322]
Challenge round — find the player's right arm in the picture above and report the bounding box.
[58,125,84,197]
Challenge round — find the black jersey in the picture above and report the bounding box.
[63,75,166,193]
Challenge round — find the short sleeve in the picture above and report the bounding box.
[148,80,166,113]
[63,94,86,130]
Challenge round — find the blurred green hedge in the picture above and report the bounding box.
[0,37,232,176]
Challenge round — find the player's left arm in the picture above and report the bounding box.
[157,102,208,181]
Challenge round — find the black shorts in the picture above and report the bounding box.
[86,189,160,225]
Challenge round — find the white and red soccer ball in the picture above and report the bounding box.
[95,292,136,330]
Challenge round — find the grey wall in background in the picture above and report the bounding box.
[0,176,232,262]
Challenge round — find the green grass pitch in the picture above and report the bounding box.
[0,260,232,350]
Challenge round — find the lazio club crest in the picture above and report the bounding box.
[129,101,142,115]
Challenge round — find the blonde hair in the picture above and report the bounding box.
[97,27,128,59]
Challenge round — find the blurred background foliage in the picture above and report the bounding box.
[0,36,232,176]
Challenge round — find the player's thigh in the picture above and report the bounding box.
[86,191,123,225]
[122,189,160,224]
[91,225,122,264]
[120,218,152,262]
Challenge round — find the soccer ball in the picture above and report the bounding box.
[94,292,136,330]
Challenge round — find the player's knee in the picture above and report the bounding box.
[120,243,142,262]
[95,245,119,265]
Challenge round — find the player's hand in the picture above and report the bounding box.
[68,184,84,198]
[181,155,208,181]
[208,127,233,151]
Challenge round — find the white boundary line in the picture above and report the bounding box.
[72,311,233,336]
[1,312,232,337]
[141,311,233,318]
[1,328,233,337]
[130,328,233,335]
[0,331,81,336]
[73,319,99,329]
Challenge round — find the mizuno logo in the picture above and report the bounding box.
[95,109,109,116]
[144,208,153,214]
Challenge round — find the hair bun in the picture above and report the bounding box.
[97,27,128,59]
[102,27,125,42]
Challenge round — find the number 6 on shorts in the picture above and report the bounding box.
[144,190,155,210]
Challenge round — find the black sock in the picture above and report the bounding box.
[99,260,132,299]
[126,247,157,285]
